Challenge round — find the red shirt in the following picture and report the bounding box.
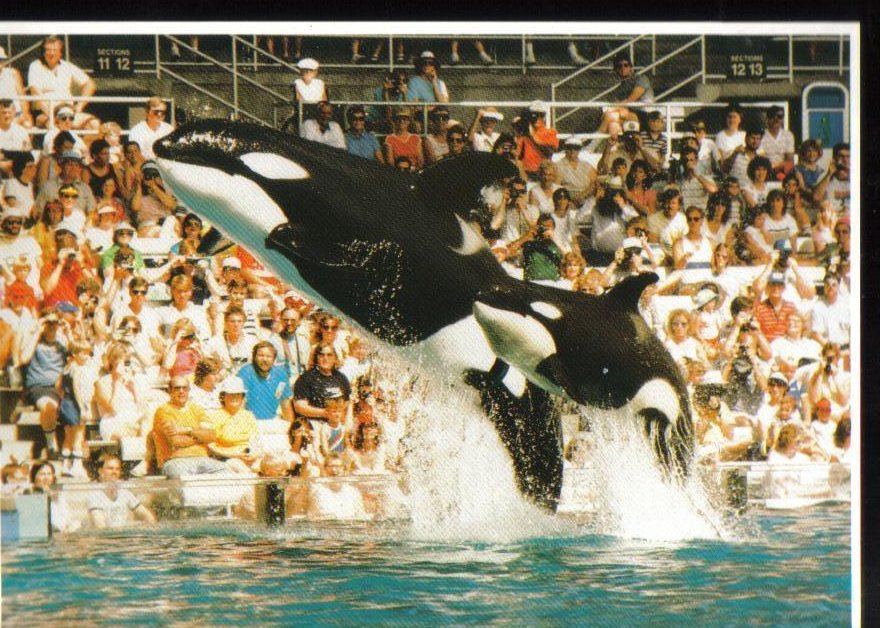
[236,246,282,288]
[384,133,422,165]
[39,260,90,308]
[753,298,797,343]
[519,127,559,174]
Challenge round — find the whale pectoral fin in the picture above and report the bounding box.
[486,358,528,397]
[605,272,660,312]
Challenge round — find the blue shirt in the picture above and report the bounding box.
[237,364,292,420]
[346,131,381,160]
[406,76,446,103]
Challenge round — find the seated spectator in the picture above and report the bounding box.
[1,203,42,287]
[208,376,258,460]
[672,206,714,270]
[36,149,96,217]
[424,106,450,164]
[188,358,222,412]
[601,235,655,287]
[88,453,156,529]
[714,104,746,162]
[809,397,837,458]
[239,341,294,426]
[127,97,174,161]
[646,188,684,257]
[316,397,350,461]
[689,119,720,176]
[794,138,825,193]
[339,336,373,386]
[311,314,349,363]
[444,125,468,158]
[288,418,322,474]
[83,204,118,257]
[770,313,821,381]
[810,273,849,348]
[0,99,32,155]
[97,121,125,164]
[93,169,127,224]
[350,422,388,475]
[598,122,661,176]
[293,344,352,425]
[527,160,561,213]
[162,318,203,379]
[270,305,311,379]
[40,226,97,308]
[830,417,851,464]
[1,459,30,496]
[677,146,718,211]
[307,453,369,521]
[468,107,503,153]
[383,108,423,170]
[82,140,116,202]
[204,305,257,377]
[548,187,586,255]
[119,140,145,201]
[663,308,709,374]
[25,460,78,533]
[169,212,204,256]
[41,108,89,160]
[107,277,161,343]
[554,137,596,205]
[743,156,780,210]
[19,307,68,458]
[766,423,811,465]
[640,111,669,173]
[300,101,346,150]
[27,36,98,130]
[806,342,849,419]
[2,152,38,218]
[344,105,382,162]
[294,58,328,105]
[596,54,654,136]
[691,287,727,361]
[94,340,150,441]
[740,205,774,266]
[624,159,656,216]
[781,173,812,234]
[517,102,558,180]
[702,192,736,250]
[759,105,795,179]
[157,274,211,342]
[812,142,850,216]
[130,161,178,238]
[151,375,229,478]
[692,375,755,462]
[0,52,32,127]
[407,51,449,103]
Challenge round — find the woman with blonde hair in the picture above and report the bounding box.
[162,318,202,379]
[94,340,148,441]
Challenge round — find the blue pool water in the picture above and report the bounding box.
[2,503,851,626]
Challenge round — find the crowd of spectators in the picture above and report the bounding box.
[0,38,853,528]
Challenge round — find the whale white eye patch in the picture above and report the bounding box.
[530,302,562,320]
[239,152,310,180]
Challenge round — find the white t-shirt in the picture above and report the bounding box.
[759,128,795,164]
[87,487,142,527]
[27,59,90,101]
[300,120,346,150]
[294,78,326,103]
[472,130,499,153]
[770,335,821,368]
[1,178,35,215]
[810,298,850,346]
[157,302,212,341]
[128,120,175,160]
[0,123,32,151]
[763,214,798,244]
[714,130,746,160]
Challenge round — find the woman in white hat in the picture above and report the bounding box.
[468,107,503,152]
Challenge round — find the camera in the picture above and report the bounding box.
[775,249,790,270]
[824,357,834,375]
[634,227,647,238]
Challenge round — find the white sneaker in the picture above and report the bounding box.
[479,51,494,65]
[351,53,365,64]
[450,52,461,65]
[525,44,537,65]
[569,46,589,65]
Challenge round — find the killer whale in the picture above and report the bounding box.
[153,120,693,508]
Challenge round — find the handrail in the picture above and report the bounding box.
[4,39,43,68]
[551,35,649,95]
[157,66,264,124]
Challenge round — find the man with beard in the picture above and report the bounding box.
[238,341,294,425]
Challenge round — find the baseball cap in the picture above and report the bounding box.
[420,50,436,60]
[56,300,78,313]
[297,57,319,71]
[218,375,247,395]
[142,161,160,174]
[694,288,719,309]
[114,221,135,233]
[768,371,788,386]
[480,107,503,121]
[563,136,583,149]
[56,105,75,118]
[528,100,548,115]
[768,271,786,285]
[59,149,83,163]
[222,257,242,269]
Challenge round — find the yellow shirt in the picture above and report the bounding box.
[152,402,211,468]
[210,407,258,450]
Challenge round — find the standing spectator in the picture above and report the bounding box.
[596,54,654,136]
[293,58,328,105]
[87,453,156,529]
[770,313,821,381]
[27,36,98,130]
[82,140,119,203]
[151,375,228,478]
[714,104,746,161]
[555,137,596,205]
[127,97,174,161]
[370,69,408,133]
[759,105,795,179]
[689,119,721,176]
[0,48,32,127]
[812,142,850,216]
[527,160,561,213]
[274,306,311,379]
[344,106,382,162]
[640,111,669,172]
[238,341,294,424]
[678,146,718,211]
[208,376,259,460]
[703,192,735,249]
[300,101,346,150]
[517,102,559,180]
[383,108,423,170]
[407,51,449,104]
[468,107,503,153]
[753,271,799,343]
[585,178,640,265]
[19,307,68,458]
[806,343,849,419]
[129,161,178,238]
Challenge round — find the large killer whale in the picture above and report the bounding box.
[153,120,693,509]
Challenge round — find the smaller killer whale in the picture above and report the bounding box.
[153,120,693,508]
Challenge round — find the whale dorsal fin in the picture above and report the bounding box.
[416,153,519,220]
[605,273,659,312]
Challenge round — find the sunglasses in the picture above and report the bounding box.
[60,192,79,199]
[687,215,703,222]
[130,289,147,296]
[170,384,190,390]
[56,114,74,121]
[150,109,167,116]
[351,115,366,121]
[117,230,134,236]
[3,218,23,225]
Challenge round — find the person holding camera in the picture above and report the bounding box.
[721,323,769,418]
[129,161,178,238]
[39,225,97,308]
[162,318,202,379]
[583,177,640,266]
[516,102,559,181]
[770,313,821,382]
[498,176,539,245]
[94,340,149,442]
[806,342,849,424]
[370,69,409,134]
[598,122,661,176]
[602,235,655,287]
[506,214,564,284]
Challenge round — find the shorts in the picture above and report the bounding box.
[27,385,60,408]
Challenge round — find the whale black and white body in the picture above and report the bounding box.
[153,120,693,508]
